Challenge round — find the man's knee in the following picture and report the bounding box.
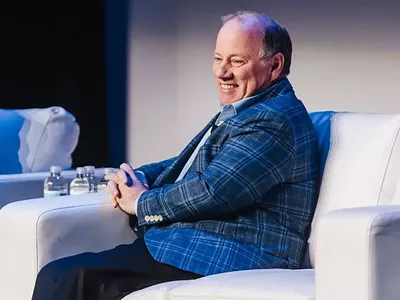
[33,258,89,300]
[37,259,69,284]
[37,253,90,284]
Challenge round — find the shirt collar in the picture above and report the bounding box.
[216,82,278,125]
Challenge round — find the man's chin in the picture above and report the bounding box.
[218,96,240,106]
[219,99,232,106]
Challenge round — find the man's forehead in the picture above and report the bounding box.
[218,18,262,39]
[215,18,263,55]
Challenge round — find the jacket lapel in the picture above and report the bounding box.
[153,112,220,187]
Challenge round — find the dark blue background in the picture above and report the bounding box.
[0,1,128,168]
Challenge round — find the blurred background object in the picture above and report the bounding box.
[0,107,79,174]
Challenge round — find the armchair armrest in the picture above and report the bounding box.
[0,193,135,300]
[315,205,400,300]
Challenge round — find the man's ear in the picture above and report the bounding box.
[270,53,285,81]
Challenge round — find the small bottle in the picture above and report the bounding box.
[97,168,115,192]
[84,165,97,193]
[69,167,90,195]
[43,166,68,197]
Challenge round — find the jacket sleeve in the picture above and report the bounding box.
[135,156,177,188]
[136,110,295,226]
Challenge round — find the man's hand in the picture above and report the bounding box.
[105,163,148,215]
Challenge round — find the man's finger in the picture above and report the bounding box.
[120,163,144,187]
[120,163,135,180]
[120,163,142,187]
[105,173,121,185]
[117,169,129,185]
[108,192,119,208]
[107,180,120,198]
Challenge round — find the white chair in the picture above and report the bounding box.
[1,111,400,300]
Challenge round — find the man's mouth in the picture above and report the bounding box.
[220,84,239,92]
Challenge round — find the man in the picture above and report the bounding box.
[32,11,319,300]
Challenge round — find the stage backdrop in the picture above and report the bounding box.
[0,1,110,168]
[126,0,400,168]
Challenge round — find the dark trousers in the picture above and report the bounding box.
[31,238,202,300]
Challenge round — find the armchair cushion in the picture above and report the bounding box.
[124,269,315,300]
[0,106,79,174]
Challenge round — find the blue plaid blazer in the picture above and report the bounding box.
[135,78,319,276]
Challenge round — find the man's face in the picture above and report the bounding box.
[213,19,273,106]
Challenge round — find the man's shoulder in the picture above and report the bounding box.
[259,90,304,114]
[225,92,314,145]
[235,92,304,124]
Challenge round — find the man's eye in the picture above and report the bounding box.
[214,57,222,62]
[232,60,244,66]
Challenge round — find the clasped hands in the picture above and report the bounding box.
[105,163,148,215]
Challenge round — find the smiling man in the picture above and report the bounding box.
[214,15,286,105]
[32,11,319,300]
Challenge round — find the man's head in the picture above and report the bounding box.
[213,11,292,105]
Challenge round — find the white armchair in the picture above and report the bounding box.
[1,111,400,300]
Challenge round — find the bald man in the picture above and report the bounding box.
[32,11,319,300]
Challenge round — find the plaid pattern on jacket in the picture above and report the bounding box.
[135,78,319,276]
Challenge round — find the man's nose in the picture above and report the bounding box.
[214,64,233,79]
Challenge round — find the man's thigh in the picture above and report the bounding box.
[32,238,199,300]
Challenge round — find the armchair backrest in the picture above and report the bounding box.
[308,111,400,267]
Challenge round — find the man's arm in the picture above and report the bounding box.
[134,156,177,188]
[136,111,295,226]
